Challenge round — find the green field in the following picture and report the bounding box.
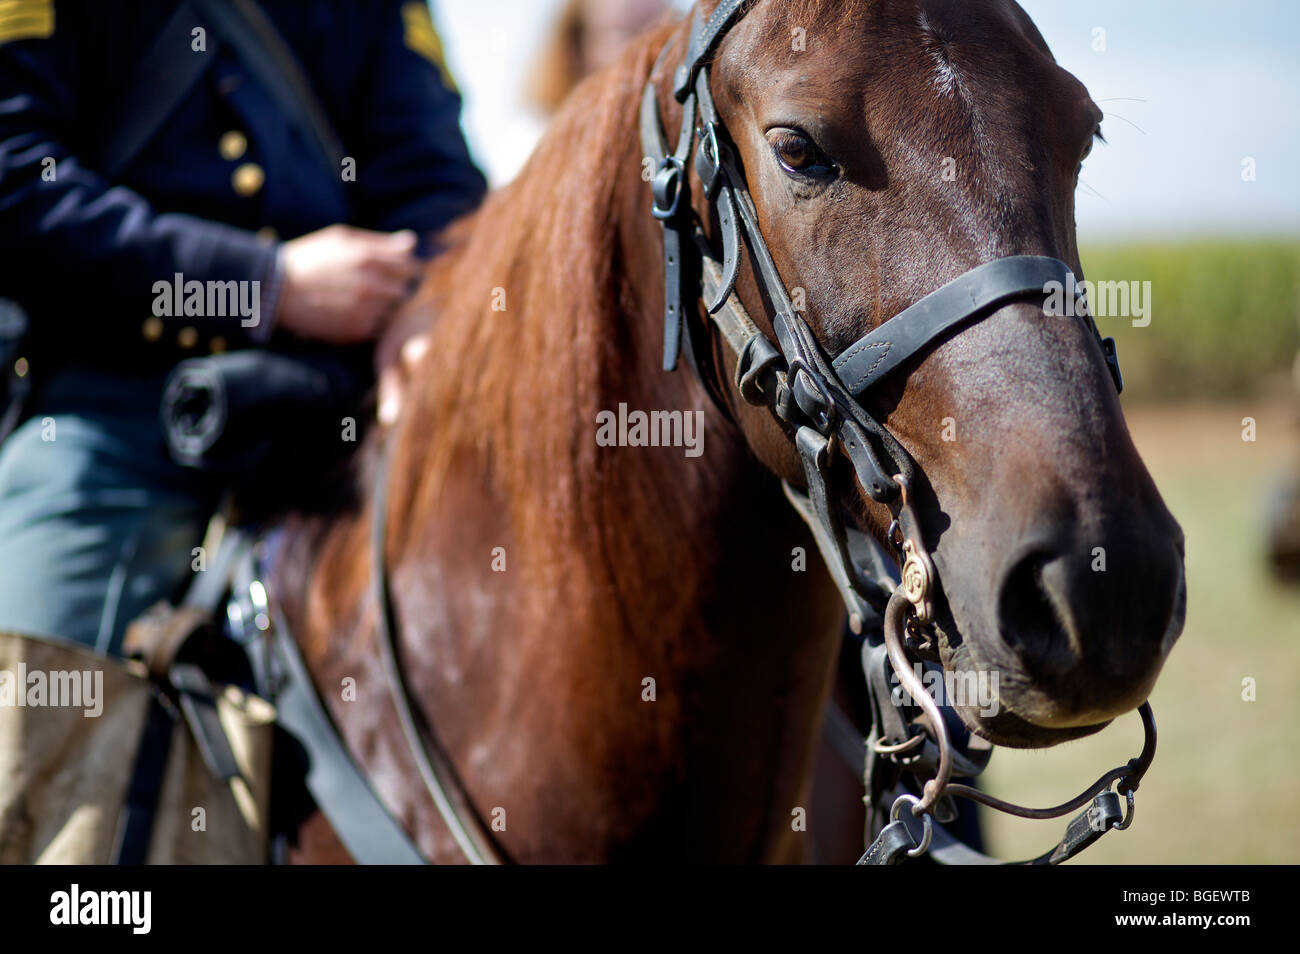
[1080,240,1300,401]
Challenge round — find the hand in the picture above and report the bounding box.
[275,225,424,344]
[375,299,431,426]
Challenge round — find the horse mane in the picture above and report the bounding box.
[285,23,717,642]
[387,25,681,557]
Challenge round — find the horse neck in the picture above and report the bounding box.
[287,26,846,860]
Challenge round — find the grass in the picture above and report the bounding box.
[978,397,1300,864]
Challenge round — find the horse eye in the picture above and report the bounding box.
[768,128,834,177]
[1078,126,1103,171]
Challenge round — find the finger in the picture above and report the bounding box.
[366,254,426,285]
[363,229,417,260]
[400,332,430,371]
[378,366,401,426]
[360,275,413,308]
[385,229,418,252]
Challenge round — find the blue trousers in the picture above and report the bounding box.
[0,366,220,655]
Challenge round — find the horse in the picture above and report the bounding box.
[272,0,1186,863]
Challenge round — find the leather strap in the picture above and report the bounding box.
[110,692,177,864]
[263,606,428,864]
[177,525,433,865]
[862,785,1126,866]
[786,432,893,617]
[99,2,212,178]
[371,441,505,865]
[832,256,1077,396]
[858,819,916,866]
[673,0,753,102]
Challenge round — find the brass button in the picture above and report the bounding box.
[177,326,198,349]
[13,357,28,378]
[256,226,278,242]
[209,336,227,354]
[232,162,265,197]
[219,130,248,161]
[142,317,164,341]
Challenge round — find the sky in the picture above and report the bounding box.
[432,0,1300,242]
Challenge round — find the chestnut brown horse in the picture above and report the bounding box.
[275,0,1186,863]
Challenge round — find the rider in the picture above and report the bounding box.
[0,0,487,654]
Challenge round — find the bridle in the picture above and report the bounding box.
[355,0,1153,868]
[640,0,1154,865]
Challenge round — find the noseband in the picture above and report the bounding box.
[642,0,1152,866]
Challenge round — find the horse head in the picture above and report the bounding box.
[654,0,1186,749]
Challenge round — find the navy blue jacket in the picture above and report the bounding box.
[0,0,486,367]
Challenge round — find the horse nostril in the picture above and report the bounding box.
[996,551,1079,675]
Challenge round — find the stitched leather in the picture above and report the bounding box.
[833,256,1076,396]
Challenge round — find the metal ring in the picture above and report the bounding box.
[889,793,933,858]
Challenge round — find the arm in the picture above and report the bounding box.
[0,18,277,345]
[347,1,488,240]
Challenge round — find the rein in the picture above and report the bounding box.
[639,0,1150,865]
[370,439,504,865]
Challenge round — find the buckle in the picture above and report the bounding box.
[694,122,727,200]
[651,156,687,221]
[788,358,837,433]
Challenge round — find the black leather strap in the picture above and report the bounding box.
[263,610,428,864]
[169,662,242,783]
[371,441,504,865]
[833,256,1076,397]
[858,820,917,865]
[673,0,753,102]
[182,527,431,865]
[793,429,894,612]
[110,692,177,865]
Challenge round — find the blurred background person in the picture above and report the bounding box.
[528,0,671,116]
[1264,338,1300,582]
[433,0,674,185]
